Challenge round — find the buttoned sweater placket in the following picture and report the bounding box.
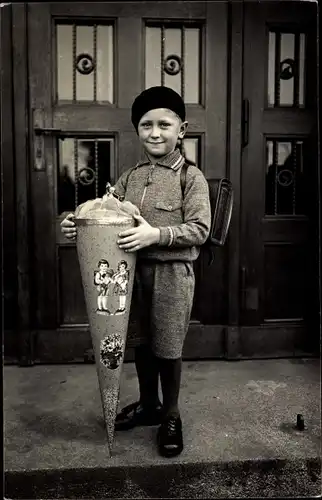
[139,163,155,212]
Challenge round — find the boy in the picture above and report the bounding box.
[61,86,211,457]
[94,259,114,314]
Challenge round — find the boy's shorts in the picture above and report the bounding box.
[126,260,195,359]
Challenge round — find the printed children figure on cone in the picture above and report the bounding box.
[113,260,130,315]
[94,259,114,315]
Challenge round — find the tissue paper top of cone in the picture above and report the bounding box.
[75,194,140,223]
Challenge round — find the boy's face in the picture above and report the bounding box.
[138,108,188,160]
[100,263,108,273]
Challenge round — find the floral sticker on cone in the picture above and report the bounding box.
[100,333,124,370]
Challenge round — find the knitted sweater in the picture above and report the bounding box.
[114,149,211,262]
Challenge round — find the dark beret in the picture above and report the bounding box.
[131,86,186,132]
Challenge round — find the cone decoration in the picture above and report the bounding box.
[75,185,138,455]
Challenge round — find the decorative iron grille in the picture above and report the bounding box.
[56,22,114,102]
[145,23,202,104]
[57,137,114,214]
[265,139,307,215]
[268,30,306,107]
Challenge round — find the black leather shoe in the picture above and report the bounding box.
[157,415,183,457]
[115,401,163,431]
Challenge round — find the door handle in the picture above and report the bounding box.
[33,109,66,171]
[242,98,250,148]
[33,108,57,171]
[34,126,62,136]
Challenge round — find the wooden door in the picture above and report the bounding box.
[27,2,229,362]
[241,2,319,357]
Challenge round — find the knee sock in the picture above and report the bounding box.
[134,344,161,408]
[157,356,182,418]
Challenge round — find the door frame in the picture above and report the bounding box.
[7,1,318,364]
[8,4,35,365]
[225,1,244,358]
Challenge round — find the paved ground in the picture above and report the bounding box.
[4,358,321,498]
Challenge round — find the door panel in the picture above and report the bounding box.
[28,2,229,361]
[241,2,319,355]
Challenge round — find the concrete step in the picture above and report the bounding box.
[4,359,321,498]
[5,457,321,498]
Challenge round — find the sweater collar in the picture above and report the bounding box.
[136,148,184,171]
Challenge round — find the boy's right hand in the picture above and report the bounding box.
[60,213,77,240]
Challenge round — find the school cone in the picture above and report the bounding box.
[75,195,137,456]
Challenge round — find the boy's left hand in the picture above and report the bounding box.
[117,214,160,252]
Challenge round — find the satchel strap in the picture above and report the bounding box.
[180,162,190,199]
